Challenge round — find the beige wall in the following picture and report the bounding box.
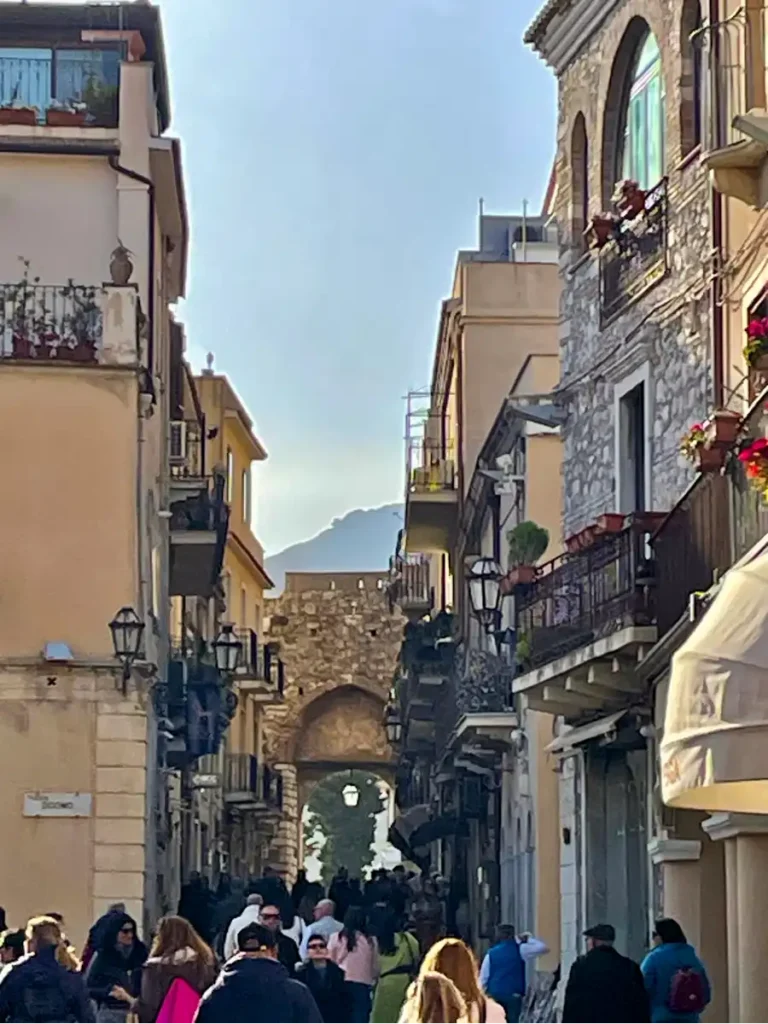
[459,261,559,488]
[0,367,137,657]
[532,708,561,967]
[526,433,564,558]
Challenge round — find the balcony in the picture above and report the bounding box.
[388,553,433,620]
[513,523,656,720]
[599,179,668,325]
[169,473,229,598]
[233,629,285,701]
[652,399,768,634]
[404,437,458,553]
[0,49,120,128]
[163,657,238,771]
[169,420,205,499]
[0,279,143,366]
[436,649,516,753]
[224,754,283,813]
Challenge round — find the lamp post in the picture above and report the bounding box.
[342,783,360,807]
[108,606,145,694]
[466,556,503,632]
[212,624,242,676]
[384,704,403,746]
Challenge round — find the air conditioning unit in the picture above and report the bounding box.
[169,421,186,463]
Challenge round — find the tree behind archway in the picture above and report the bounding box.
[305,770,386,884]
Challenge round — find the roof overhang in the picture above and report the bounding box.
[149,137,188,301]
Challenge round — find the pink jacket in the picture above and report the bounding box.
[328,931,380,985]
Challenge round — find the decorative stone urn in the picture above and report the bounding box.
[109,244,133,286]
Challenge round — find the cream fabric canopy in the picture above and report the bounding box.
[662,549,768,813]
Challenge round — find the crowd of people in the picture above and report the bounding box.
[0,864,713,1024]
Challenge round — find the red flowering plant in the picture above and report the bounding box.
[744,317,768,368]
[680,422,707,463]
[738,437,768,499]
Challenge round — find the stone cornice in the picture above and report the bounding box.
[528,0,622,75]
[647,837,702,864]
[702,812,768,842]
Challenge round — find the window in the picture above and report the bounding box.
[615,366,651,514]
[0,46,120,123]
[240,587,247,628]
[226,448,234,503]
[680,1,703,155]
[620,32,665,188]
[242,467,251,526]
[571,113,589,250]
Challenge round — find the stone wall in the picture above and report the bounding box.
[262,572,403,880]
[550,0,713,537]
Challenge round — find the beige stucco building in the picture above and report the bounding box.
[0,1,190,943]
[391,207,563,962]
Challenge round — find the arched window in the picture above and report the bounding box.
[571,113,589,249]
[680,0,703,155]
[620,30,665,188]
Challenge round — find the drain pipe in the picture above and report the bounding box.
[709,0,725,407]
[108,155,156,375]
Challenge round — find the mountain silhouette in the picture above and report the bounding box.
[265,503,403,592]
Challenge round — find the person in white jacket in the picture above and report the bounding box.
[223,894,263,961]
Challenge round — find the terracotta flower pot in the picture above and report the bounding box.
[752,351,768,372]
[45,108,86,127]
[706,409,741,447]
[66,340,97,363]
[508,565,536,587]
[589,216,616,249]
[0,107,36,126]
[696,446,724,473]
[596,513,626,533]
[566,525,596,552]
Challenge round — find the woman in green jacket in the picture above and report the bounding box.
[370,913,421,1024]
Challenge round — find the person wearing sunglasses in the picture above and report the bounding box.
[259,904,300,973]
[84,911,147,1021]
[295,934,348,1022]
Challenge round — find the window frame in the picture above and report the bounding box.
[618,30,665,190]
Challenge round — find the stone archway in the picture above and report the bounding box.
[262,572,403,880]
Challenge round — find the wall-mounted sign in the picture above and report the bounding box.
[23,792,92,818]
[191,774,220,789]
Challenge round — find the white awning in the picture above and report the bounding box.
[546,710,628,754]
[661,549,768,813]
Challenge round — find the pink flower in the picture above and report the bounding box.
[747,318,768,339]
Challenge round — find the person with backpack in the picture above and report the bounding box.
[136,915,217,1022]
[640,919,711,1023]
[0,915,94,1023]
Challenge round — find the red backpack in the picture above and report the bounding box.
[668,967,707,1014]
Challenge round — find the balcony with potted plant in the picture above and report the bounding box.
[500,520,549,593]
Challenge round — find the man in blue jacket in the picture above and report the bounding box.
[480,924,549,1023]
[0,915,94,1023]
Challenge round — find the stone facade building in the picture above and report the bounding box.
[517,0,725,990]
[262,572,403,880]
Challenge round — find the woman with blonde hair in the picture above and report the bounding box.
[412,938,506,1023]
[136,914,217,1023]
[399,970,468,1024]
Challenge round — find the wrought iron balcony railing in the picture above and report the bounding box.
[599,178,668,325]
[388,553,433,614]
[434,648,513,751]
[170,420,205,480]
[223,754,283,810]
[515,526,655,670]
[0,50,120,126]
[0,281,102,362]
[233,629,285,695]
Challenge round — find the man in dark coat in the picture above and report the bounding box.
[194,922,321,1023]
[294,933,348,1023]
[0,915,94,1023]
[260,904,300,972]
[563,923,650,1023]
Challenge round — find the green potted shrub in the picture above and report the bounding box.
[82,77,119,126]
[504,521,549,587]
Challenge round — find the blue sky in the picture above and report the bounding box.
[157,0,556,554]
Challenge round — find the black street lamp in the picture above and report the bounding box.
[466,556,503,631]
[212,624,242,675]
[384,704,403,746]
[108,606,145,692]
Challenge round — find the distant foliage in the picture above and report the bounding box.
[305,770,385,884]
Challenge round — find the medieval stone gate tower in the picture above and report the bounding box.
[262,571,403,880]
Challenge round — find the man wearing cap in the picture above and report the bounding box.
[562,923,649,1023]
[194,922,322,1023]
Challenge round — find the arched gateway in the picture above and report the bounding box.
[262,572,403,880]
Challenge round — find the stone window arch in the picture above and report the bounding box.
[570,112,589,250]
[680,0,704,156]
[602,18,666,204]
